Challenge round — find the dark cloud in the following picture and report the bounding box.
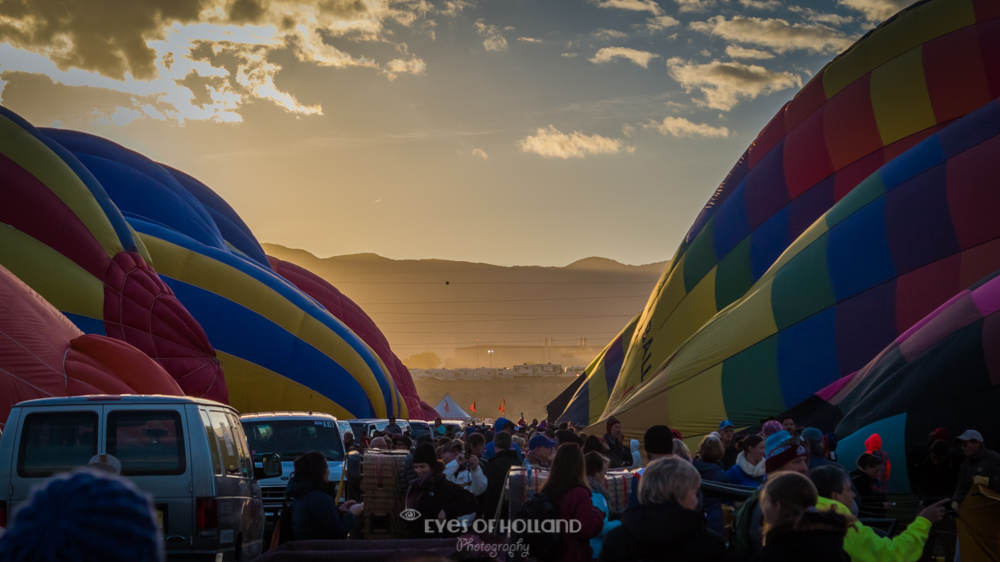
[230,0,267,24]
[177,71,229,108]
[0,70,169,123]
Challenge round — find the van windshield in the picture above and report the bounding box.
[243,420,344,463]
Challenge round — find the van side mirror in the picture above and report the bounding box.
[255,453,281,479]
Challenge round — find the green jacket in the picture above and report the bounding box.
[816,497,931,562]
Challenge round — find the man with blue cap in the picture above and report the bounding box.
[719,420,739,470]
[481,417,522,461]
[524,434,558,469]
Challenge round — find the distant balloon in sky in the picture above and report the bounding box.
[603,95,1000,440]
[44,128,407,419]
[0,106,226,401]
[0,263,183,425]
[604,0,1000,428]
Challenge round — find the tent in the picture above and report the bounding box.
[434,394,471,419]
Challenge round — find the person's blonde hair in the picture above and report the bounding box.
[638,457,701,506]
[698,435,725,464]
[673,439,692,461]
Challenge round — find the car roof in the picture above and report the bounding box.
[240,411,339,421]
[15,395,231,408]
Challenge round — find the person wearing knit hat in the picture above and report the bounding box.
[0,468,163,562]
[603,417,632,469]
[764,431,809,475]
[762,420,784,438]
[404,443,477,538]
[627,425,675,509]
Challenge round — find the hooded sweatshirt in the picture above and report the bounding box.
[630,440,641,467]
[286,476,357,541]
[599,501,727,562]
[816,497,930,562]
[754,510,851,562]
[864,434,891,492]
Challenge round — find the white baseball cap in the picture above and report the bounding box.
[87,454,122,475]
[957,430,984,442]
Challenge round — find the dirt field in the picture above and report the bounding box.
[414,377,576,422]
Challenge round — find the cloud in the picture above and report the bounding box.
[440,0,473,17]
[385,57,427,80]
[690,15,856,54]
[594,28,629,39]
[643,116,729,137]
[738,0,782,9]
[589,47,660,68]
[725,45,774,59]
[836,0,909,22]
[474,19,508,52]
[666,56,801,110]
[674,0,716,13]
[645,16,680,31]
[561,52,578,57]
[787,6,854,26]
[472,148,488,160]
[518,125,632,158]
[593,0,665,15]
[518,37,542,43]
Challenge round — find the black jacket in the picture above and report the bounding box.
[484,449,521,519]
[286,476,357,541]
[604,433,632,468]
[599,501,726,562]
[753,529,851,562]
[404,473,478,538]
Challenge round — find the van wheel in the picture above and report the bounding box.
[234,535,242,562]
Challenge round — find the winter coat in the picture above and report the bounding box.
[556,486,605,562]
[482,439,523,461]
[603,434,632,468]
[911,454,961,501]
[753,510,851,562]
[952,447,1000,504]
[816,496,931,562]
[444,458,488,496]
[285,476,357,541]
[589,486,621,559]
[864,434,891,493]
[722,446,740,471]
[630,440,641,467]
[484,449,521,520]
[600,501,727,562]
[727,453,765,488]
[404,472,478,538]
[692,458,730,537]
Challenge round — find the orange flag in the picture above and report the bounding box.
[470,402,477,413]
[499,398,506,415]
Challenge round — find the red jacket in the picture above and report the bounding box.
[557,486,606,562]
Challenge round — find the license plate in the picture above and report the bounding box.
[156,510,164,529]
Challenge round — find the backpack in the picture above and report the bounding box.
[512,492,562,560]
[730,488,761,556]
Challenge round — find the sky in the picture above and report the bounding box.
[0,0,907,266]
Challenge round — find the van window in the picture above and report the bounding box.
[199,409,222,475]
[107,411,186,476]
[208,411,241,476]
[227,412,252,478]
[17,412,98,478]
[243,419,344,463]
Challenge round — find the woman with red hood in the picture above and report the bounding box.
[864,434,891,493]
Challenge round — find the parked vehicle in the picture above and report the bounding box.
[239,412,351,536]
[408,421,431,440]
[0,395,280,561]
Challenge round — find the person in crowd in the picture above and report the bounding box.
[440,441,464,465]
[584,434,607,455]
[601,457,726,562]
[727,434,766,488]
[585,452,622,560]
[864,433,891,493]
[811,465,946,562]
[755,471,851,562]
[404,443,478,538]
[781,418,796,435]
[524,433,558,469]
[0,468,164,562]
[630,439,641,467]
[482,417,522,460]
[602,417,632,468]
[802,428,836,470]
[434,417,446,437]
[287,452,363,541]
[732,431,810,556]
[851,453,885,517]
[627,425,675,508]
[672,429,684,441]
[385,416,402,436]
[444,434,487,498]
[908,428,951,475]
[693,435,730,537]
[369,436,388,450]
[763,420,784,438]
[538,420,548,432]
[951,429,1000,512]
[484,431,521,520]
[393,435,412,451]
[536,443,605,562]
[512,434,527,452]
[557,429,584,448]
[343,432,362,454]
[912,440,961,562]
[719,420,740,470]
[673,439,693,462]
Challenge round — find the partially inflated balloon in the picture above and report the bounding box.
[607,0,1000,419]
[0,106,225,401]
[602,97,1000,442]
[0,264,182,425]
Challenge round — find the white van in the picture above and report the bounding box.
[0,395,280,561]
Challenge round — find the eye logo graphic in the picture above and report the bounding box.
[400,508,421,522]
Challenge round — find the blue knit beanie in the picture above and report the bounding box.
[0,468,163,562]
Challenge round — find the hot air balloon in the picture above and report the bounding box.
[600,96,1000,442]
[0,263,183,425]
[43,129,405,419]
[0,106,225,401]
[606,0,1000,420]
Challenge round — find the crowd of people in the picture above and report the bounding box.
[0,414,996,562]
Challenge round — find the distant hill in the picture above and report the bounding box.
[263,244,668,368]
